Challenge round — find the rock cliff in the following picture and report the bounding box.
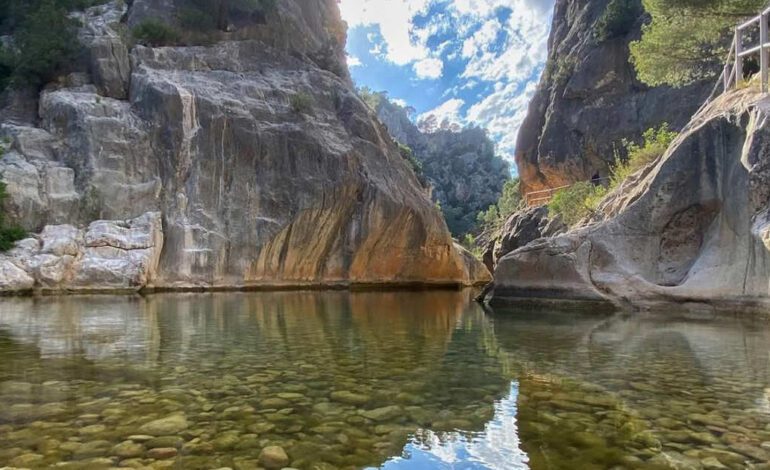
[0,0,490,293]
[485,86,770,310]
[516,0,711,196]
[373,96,510,236]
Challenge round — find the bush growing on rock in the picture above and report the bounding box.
[594,0,640,42]
[0,180,25,251]
[0,0,86,89]
[290,92,313,114]
[611,123,676,188]
[548,181,605,227]
[132,19,181,47]
[549,124,677,227]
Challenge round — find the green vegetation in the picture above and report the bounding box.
[0,142,25,251]
[0,0,100,89]
[290,92,313,114]
[630,0,764,87]
[398,143,427,186]
[610,124,676,188]
[461,233,484,258]
[549,124,677,226]
[476,178,522,232]
[545,57,577,85]
[132,19,181,47]
[548,182,606,227]
[594,0,640,42]
[358,86,384,111]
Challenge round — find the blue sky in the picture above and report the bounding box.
[339,0,555,164]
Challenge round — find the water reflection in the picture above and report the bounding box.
[381,383,527,469]
[0,294,770,469]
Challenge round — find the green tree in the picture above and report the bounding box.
[630,0,764,87]
[595,0,641,41]
[8,0,81,86]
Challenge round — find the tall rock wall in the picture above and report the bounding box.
[374,97,510,236]
[486,87,770,310]
[0,0,490,293]
[516,0,711,195]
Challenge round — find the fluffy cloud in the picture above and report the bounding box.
[340,0,555,162]
[418,98,466,125]
[347,55,363,67]
[467,80,538,158]
[339,0,433,65]
[414,58,444,79]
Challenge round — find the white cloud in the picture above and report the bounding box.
[467,80,538,161]
[340,0,555,160]
[418,98,466,125]
[347,55,363,67]
[339,0,433,65]
[413,58,444,79]
[391,98,409,107]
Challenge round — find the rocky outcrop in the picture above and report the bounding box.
[481,206,566,272]
[374,96,510,236]
[515,0,711,196]
[0,212,163,293]
[0,0,490,293]
[485,87,770,309]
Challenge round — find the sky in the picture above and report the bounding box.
[338,0,555,164]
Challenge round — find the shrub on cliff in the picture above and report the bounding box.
[133,19,181,47]
[290,92,313,114]
[594,0,640,42]
[398,143,428,187]
[611,123,676,187]
[630,0,764,87]
[476,178,522,232]
[549,182,605,227]
[0,180,25,252]
[0,0,86,89]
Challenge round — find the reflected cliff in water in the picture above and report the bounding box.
[1,293,770,469]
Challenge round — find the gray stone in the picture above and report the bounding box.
[486,89,770,308]
[0,259,34,291]
[138,413,188,436]
[258,445,289,469]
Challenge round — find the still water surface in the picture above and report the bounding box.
[0,291,769,469]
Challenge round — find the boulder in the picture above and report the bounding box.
[486,88,770,309]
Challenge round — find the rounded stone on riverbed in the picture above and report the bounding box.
[148,447,178,459]
[138,413,188,436]
[112,440,145,458]
[258,445,289,469]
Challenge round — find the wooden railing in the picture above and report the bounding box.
[524,177,610,207]
[723,5,770,92]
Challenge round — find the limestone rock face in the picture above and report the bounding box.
[0,212,163,292]
[481,206,565,272]
[0,0,489,291]
[486,88,770,308]
[516,0,711,196]
[374,96,509,236]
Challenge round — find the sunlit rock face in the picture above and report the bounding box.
[515,0,710,195]
[488,88,770,308]
[0,0,489,292]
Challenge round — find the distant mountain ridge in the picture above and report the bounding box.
[367,91,510,236]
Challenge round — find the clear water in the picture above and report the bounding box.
[0,291,769,470]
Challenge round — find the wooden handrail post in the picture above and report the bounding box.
[723,64,730,91]
[762,12,768,92]
[735,29,743,87]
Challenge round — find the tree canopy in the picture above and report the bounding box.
[630,0,765,87]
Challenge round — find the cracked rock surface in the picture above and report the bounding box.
[0,0,490,293]
[486,88,770,309]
